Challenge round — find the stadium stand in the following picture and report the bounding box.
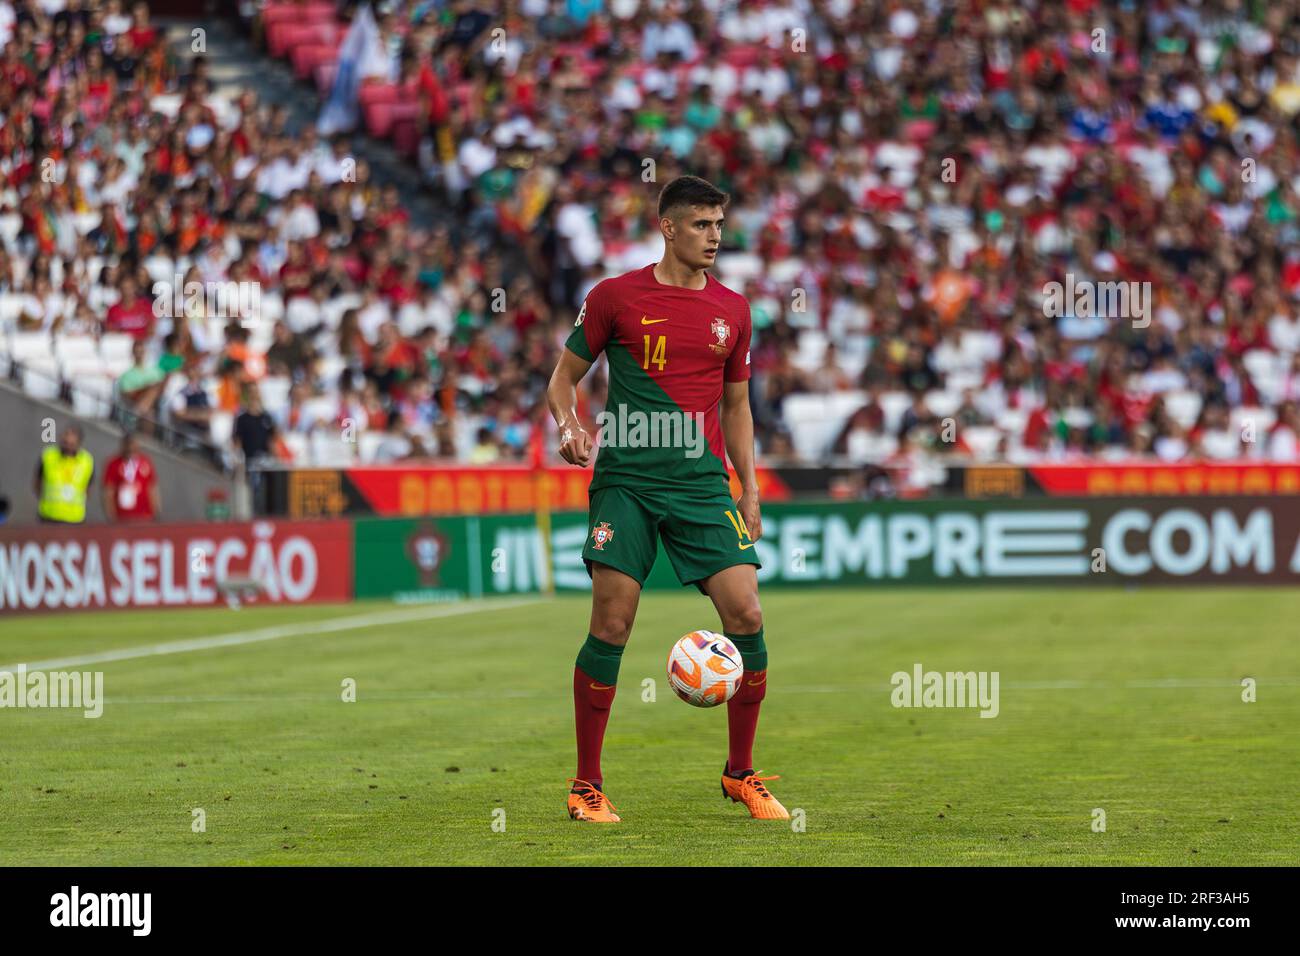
[4,0,1300,489]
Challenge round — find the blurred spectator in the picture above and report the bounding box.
[117,340,167,418]
[105,277,155,340]
[34,425,94,525]
[233,389,276,463]
[169,365,215,441]
[102,432,160,522]
[265,320,314,379]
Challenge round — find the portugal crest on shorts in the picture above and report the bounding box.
[591,521,614,550]
[709,316,730,355]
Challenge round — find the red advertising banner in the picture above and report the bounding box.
[281,465,791,517]
[0,520,353,615]
[1026,462,1300,497]
[345,465,594,515]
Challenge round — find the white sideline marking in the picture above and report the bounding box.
[0,598,545,673]
[97,677,1300,705]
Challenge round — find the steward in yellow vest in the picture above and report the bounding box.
[34,426,95,524]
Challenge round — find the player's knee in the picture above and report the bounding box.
[726,600,763,636]
[590,615,633,646]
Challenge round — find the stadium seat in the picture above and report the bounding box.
[260,3,302,27]
[996,408,1029,439]
[1061,406,1095,430]
[393,117,420,158]
[793,329,827,371]
[315,355,348,389]
[21,358,61,400]
[943,368,984,394]
[259,376,293,419]
[301,396,339,428]
[0,211,21,252]
[1163,390,1203,430]
[782,392,868,462]
[1230,405,1276,437]
[54,335,98,369]
[69,373,115,419]
[838,350,867,381]
[358,82,401,109]
[357,430,386,463]
[60,356,108,384]
[265,18,330,59]
[960,330,1003,364]
[11,331,52,364]
[315,61,339,95]
[924,390,962,419]
[827,390,868,421]
[209,410,234,448]
[961,426,1003,461]
[292,42,341,82]
[281,431,308,463]
[878,391,915,434]
[1200,429,1242,460]
[363,102,397,139]
[310,428,356,465]
[1243,349,1284,404]
[365,101,420,140]
[99,333,135,365]
[299,2,338,23]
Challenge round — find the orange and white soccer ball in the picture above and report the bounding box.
[667,630,743,707]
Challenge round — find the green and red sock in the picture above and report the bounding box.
[725,628,767,773]
[573,633,624,787]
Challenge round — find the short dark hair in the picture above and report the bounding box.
[658,175,728,219]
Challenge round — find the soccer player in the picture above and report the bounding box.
[546,176,787,823]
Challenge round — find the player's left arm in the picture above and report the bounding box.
[721,379,761,542]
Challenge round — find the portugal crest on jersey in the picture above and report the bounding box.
[709,317,730,355]
[591,521,614,550]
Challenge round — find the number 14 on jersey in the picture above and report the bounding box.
[642,334,667,371]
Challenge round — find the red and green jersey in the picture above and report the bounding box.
[565,263,752,494]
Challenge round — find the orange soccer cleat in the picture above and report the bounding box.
[567,779,621,823]
[721,763,789,820]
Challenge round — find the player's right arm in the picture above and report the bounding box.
[548,282,615,467]
[547,347,594,466]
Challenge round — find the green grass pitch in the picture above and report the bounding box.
[0,587,1296,865]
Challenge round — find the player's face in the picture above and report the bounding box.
[665,205,724,271]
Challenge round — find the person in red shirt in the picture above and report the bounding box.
[126,1,159,51]
[105,276,155,339]
[102,433,161,522]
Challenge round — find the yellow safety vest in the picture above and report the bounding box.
[39,447,94,523]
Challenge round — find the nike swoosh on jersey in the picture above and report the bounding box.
[737,542,755,551]
[640,316,669,325]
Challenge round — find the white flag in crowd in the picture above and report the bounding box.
[317,3,392,136]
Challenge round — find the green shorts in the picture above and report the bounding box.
[583,484,762,591]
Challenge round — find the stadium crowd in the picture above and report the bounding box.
[4,0,1300,485]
